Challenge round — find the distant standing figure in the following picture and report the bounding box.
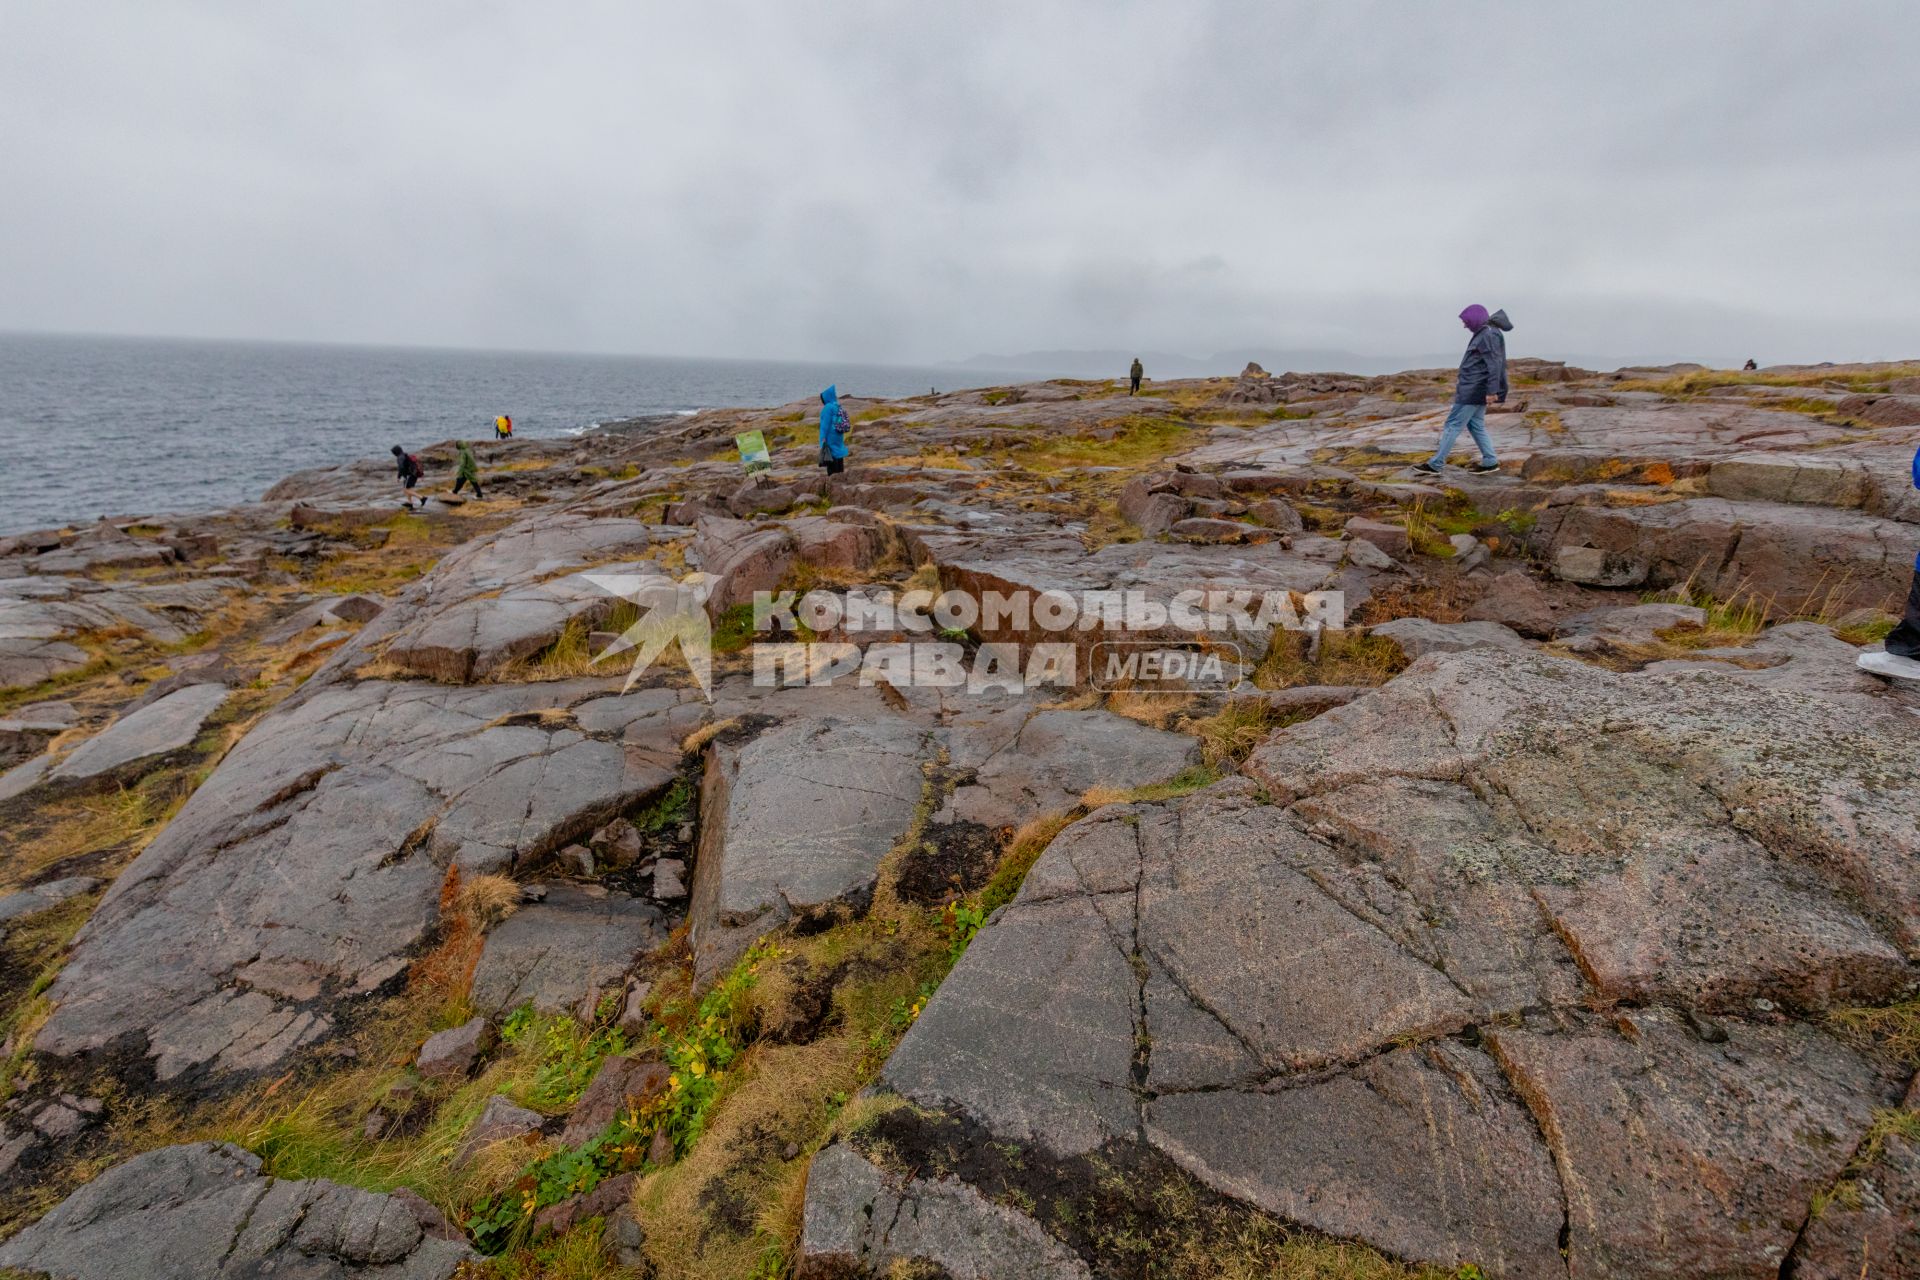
[1414,304,1512,476]
[1743,359,1759,371]
[818,385,851,476]
[1858,442,1920,682]
[1129,357,1144,395]
[494,413,514,440]
[452,440,484,501]
[391,445,425,510]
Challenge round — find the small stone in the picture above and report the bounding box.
[610,1213,647,1266]
[651,859,687,900]
[560,844,595,877]
[1345,516,1410,558]
[1465,570,1556,638]
[559,1056,671,1147]
[458,1095,545,1163]
[601,822,643,869]
[1248,498,1304,532]
[1344,536,1399,571]
[521,883,548,902]
[647,1126,674,1168]
[618,981,653,1038]
[361,1110,389,1141]
[30,1101,94,1141]
[416,1015,493,1081]
[783,1142,801,1161]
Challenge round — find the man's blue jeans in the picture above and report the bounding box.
[1428,402,1496,468]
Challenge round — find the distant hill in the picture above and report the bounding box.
[949,346,1662,379]
[949,347,1457,379]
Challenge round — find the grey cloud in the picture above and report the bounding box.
[1,0,1916,369]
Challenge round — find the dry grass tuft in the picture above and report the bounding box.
[1183,699,1293,769]
[457,874,523,929]
[1829,999,1920,1065]
[1105,683,1196,729]
[1252,628,1408,691]
[1079,784,1132,809]
[681,717,740,755]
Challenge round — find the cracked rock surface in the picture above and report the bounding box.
[805,647,1920,1278]
[34,677,691,1083]
[0,1141,473,1278]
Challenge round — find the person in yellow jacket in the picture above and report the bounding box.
[494,413,514,440]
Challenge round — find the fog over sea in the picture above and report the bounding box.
[0,332,1021,536]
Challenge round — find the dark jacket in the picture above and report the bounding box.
[1454,309,1513,406]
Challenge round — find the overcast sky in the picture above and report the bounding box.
[3,1,1917,368]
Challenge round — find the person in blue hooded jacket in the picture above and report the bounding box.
[1415,304,1513,476]
[818,385,851,476]
[1858,442,1920,681]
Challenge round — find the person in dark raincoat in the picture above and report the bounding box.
[1415,304,1512,475]
[1129,357,1144,395]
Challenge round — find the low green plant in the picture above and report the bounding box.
[499,1007,628,1111]
[941,901,987,962]
[635,776,695,834]
[467,944,776,1254]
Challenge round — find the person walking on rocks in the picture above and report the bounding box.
[1858,441,1920,681]
[451,440,484,501]
[391,445,425,511]
[1129,357,1144,395]
[818,385,851,477]
[1415,305,1512,476]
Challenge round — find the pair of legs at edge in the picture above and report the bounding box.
[1414,402,1498,475]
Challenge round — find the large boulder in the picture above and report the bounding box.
[1463,570,1558,638]
[0,575,239,692]
[943,708,1199,829]
[35,679,698,1085]
[1540,496,1915,614]
[0,1142,473,1278]
[1370,617,1530,658]
[469,885,667,1018]
[384,562,663,683]
[803,648,1920,1277]
[309,509,666,686]
[690,716,934,982]
[692,515,797,615]
[46,682,228,788]
[1706,452,1874,508]
[0,699,77,766]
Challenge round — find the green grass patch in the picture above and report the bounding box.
[1009,417,1192,474]
[1617,365,1920,396]
[710,604,757,655]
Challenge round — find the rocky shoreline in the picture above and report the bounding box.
[2,358,1919,1277]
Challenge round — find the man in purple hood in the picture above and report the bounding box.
[1414,304,1513,476]
[1858,442,1920,681]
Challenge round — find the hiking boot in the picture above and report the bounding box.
[1858,650,1920,682]
[1468,461,1501,474]
[1411,462,1441,476]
